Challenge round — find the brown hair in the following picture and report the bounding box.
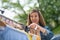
[27,9,46,27]
[0,21,6,26]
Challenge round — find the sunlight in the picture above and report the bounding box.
[0,9,15,20]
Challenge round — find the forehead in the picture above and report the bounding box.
[30,12,39,16]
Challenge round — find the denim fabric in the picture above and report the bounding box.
[40,26,54,40]
[51,34,60,40]
[0,26,29,40]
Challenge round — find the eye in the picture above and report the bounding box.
[35,15,37,17]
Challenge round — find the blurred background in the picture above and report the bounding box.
[0,0,60,34]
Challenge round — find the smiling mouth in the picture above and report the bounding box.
[32,20,37,22]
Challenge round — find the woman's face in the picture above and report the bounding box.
[30,12,39,24]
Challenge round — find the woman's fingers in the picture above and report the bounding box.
[28,23,41,30]
[28,23,36,28]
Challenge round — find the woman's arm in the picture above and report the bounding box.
[38,25,54,40]
[44,26,54,40]
[34,24,54,40]
[25,23,54,40]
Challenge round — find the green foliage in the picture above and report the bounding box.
[14,13,28,25]
[38,0,60,29]
[1,0,60,32]
[1,0,39,25]
[2,0,9,2]
[2,6,9,9]
[52,26,60,34]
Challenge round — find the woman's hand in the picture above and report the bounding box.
[28,23,40,35]
[28,23,47,34]
[36,24,47,34]
[28,23,40,31]
[28,23,36,29]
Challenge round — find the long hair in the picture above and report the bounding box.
[27,9,46,27]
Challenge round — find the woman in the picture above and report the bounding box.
[25,9,54,40]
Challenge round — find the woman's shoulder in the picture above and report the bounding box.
[44,26,51,30]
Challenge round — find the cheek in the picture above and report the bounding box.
[30,17,33,21]
[30,18,33,21]
[36,17,39,21]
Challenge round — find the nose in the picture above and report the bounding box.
[32,17,35,20]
